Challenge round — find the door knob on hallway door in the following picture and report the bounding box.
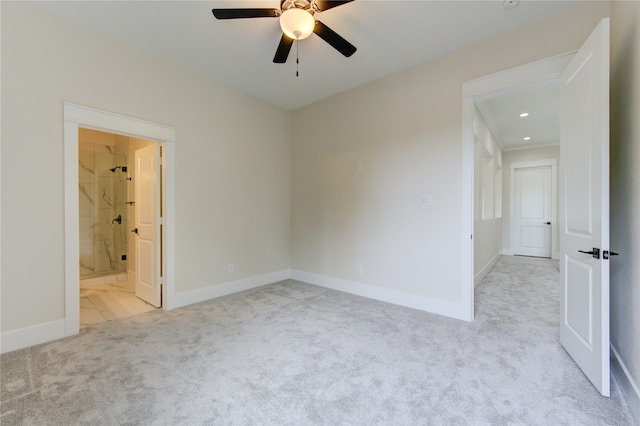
[131,228,138,234]
[578,247,600,259]
[544,222,551,225]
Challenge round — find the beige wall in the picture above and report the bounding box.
[610,0,640,421]
[291,3,610,306]
[1,2,291,332]
[501,145,561,255]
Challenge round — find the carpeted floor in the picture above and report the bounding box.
[1,256,636,425]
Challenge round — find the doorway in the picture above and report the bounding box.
[464,19,611,397]
[77,129,163,328]
[64,103,176,337]
[461,53,574,321]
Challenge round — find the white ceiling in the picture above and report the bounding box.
[477,83,561,151]
[35,0,585,111]
[35,1,577,151]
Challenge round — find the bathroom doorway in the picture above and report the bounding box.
[64,102,176,337]
[78,129,162,328]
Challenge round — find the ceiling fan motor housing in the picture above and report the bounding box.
[281,0,315,14]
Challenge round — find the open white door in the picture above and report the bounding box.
[559,18,610,397]
[134,144,162,308]
[514,167,552,258]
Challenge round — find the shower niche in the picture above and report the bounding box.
[78,129,129,280]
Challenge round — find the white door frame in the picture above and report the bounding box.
[461,52,574,321]
[510,159,558,259]
[64,103,176,336]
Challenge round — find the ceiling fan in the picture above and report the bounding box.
[212,0,357,64]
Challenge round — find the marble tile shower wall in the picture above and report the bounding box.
[79,141,128,278]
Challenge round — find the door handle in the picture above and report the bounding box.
[131,228,138,234]
[544,222,551,225]
[578,247,600,259]
[603,250,619,260]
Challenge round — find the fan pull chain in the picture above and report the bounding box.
[296,40,300,77]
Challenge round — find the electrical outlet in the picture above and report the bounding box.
[357,163,364,173]
[421,195,432,206]
[227,264,234,273]
[357,265,364,275]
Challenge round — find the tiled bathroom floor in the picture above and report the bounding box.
[80,280,157,328]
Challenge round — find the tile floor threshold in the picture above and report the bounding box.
[80,281,157,328]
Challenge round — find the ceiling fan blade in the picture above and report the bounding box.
[211,8,280,19]
[273,34,294,63]
[313,20,356,57]
[314,0,355,12]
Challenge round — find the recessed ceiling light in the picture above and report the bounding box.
[523,137,531,141]
[520,112,529,117]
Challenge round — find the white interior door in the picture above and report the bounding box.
[559,18,610,397]
[134,144,162,307]
[514,167,552,257]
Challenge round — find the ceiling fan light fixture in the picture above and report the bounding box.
[280,8,315,40]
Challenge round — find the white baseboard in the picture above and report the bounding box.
[2,268,470,353]
[474,252,502,287]
[291,270,469,321]
[170,269,291,310]
[503,249,559,260]
[611,344,640,423]
[1,270,291,353]
[1,319,67,354]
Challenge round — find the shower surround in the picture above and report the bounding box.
[78,134,128,279]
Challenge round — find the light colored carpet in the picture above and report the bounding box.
[1,256,635,425]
